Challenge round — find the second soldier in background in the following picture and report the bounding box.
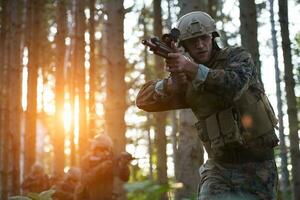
[75,134,132,200]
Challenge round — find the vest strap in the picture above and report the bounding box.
[212,146,274,164]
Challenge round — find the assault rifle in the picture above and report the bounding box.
[142,28,180,59]
[142,28,186,92]
[89,155,111,168]
[89,152,134,168]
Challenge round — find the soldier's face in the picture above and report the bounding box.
[183,34,213,64]
[93,146,111,157]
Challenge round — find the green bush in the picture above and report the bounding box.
[125,180,170,200]
[9,189,55,200]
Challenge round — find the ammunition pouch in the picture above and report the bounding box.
[235,91,278,146]
[195,90,279,158]
[195,107,243,151]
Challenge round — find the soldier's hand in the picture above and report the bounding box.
[101,159,113,171]
[165,42,198,80]
[165,42,185,72]
[119,152,133,165]
[175,72,188,85]
[166,54,198,81]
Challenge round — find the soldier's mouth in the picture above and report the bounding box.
[198,51,207,56]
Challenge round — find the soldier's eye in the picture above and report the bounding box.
[199,34,211,41]
[186,38,198,45]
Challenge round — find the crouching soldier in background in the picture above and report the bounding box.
[75,134,133,200]
[52,167,81,200]
[21,162,50,194]
[49,171,63,188]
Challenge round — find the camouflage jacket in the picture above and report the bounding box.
[75,153,130,200]
[52,180,78,200]
[137,46,278,161]
[22,174,50,194]
[136,46,264,115]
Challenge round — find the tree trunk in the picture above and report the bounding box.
[89,0,96,138]
[207,0,218,19]
[166,0,179,183]
[74,0,88,159]
[141,7,154,179]
[69,0,77,167]
[53,0,67,176]
[171,111,178,180]
[153,1,168,199]
[24,0,42,176]
[176,111,203,199]
[146,119,154,180]
[269,0,290,198]
[0,0,8,198]
[154,112,168,199]
[175,1,205,199]
[278,1,300,200]
[102,0,127,199]
[9,0,22,195]
[1,33,10,200]
[239,0,262,82]
[178,0,207,14]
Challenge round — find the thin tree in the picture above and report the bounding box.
[140,5,154,180]
[0,0,23,197]
[9,0,22,195]
[207,0,219,19]
[269,0,290,197]
[239,0,262,82]
[175,1,205,199]
[24,0,43,176]
[102,0,127,199]
[153,0,168,199]
[166,0,179,183]
[68,0,77,167]
[0,0,7,137]
[0,0,8,197]
[178,0,207,14]
[1,6,10,199]
[74,0,88,159]
[278,0,300,199]
[89,0,96,138]
[53,0,67,176]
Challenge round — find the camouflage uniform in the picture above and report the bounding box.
[49,172,63,188]
[22,163,50,194]
[52,167,81,200]
[75,135,131,200]
[198,159,277,200]
[137,41,279,199]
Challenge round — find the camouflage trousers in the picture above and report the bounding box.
[198,159,278,200]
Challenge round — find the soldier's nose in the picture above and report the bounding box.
[195,38,204,48]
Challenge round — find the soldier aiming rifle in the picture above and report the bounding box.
[75,134,132,200]
[138,11,279,200]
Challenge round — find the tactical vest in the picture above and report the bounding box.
[185,47,279,159]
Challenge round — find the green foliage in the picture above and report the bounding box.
[125,180,170,200]
[130,164,152,182]
[277,188,292,200]
[9,197,31,200]
[9,190,55,200]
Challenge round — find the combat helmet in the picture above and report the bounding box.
[176,11,220,42]
[31,162,44,175]
[90,134,113,151]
